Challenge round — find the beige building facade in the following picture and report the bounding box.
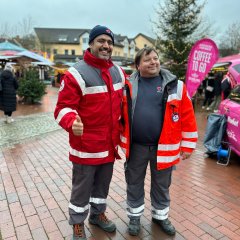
[34,28,156,66]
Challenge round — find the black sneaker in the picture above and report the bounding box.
[152,218,176,236]
[72,224,86,240]
[89,212,116,232]
[128,218,140,236]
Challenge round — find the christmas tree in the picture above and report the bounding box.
[154,0,204,79]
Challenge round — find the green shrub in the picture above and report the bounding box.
[18,69,46,103]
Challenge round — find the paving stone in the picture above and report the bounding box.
[0,112,60,149]
[1,87,240,239]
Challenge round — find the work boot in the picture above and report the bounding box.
[72,224,86,240]
[152,218,176,236]
[128,218,140,236]
[89,212,116,232]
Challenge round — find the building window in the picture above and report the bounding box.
[53,49,58,55]
[83,38,88,43]
[71,50,75,55]
[65,49,69,55]
[46,49,51,58]
[58,35,67,42]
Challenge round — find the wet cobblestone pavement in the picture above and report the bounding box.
[0,87,240,240]
[0,113,60,149]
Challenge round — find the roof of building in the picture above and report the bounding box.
[34,27,149,47]
[35,28,89,44]
[134,33,156,45]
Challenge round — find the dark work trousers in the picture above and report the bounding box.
[4,111,12,116]
[202,90,214,107]
[125,143,173,220]
[69,162,114,225]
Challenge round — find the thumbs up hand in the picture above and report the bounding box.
[180,151,191,160]
[72,115,84,136]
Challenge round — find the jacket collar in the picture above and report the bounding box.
[128,68,177,105]
[129,68,176,85]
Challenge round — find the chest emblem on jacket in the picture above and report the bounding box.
[172,113,179,122]
[157,86,162,93]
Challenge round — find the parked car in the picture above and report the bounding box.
[218,84,240,156]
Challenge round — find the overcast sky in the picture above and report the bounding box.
[1,0,239,43]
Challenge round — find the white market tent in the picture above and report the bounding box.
[0,55,20,60]
[0,40,53,67]
[0,41,53,80]
[16,50,53,66]
[0,41,26,52]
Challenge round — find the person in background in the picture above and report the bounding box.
[54,25,125,240]
[221,71,236,100]
[120,47,198,237]
[0,65,18,123]
[208,71,223,112]
[202,72,215,110]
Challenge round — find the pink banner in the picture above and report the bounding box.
[186,38,219,98]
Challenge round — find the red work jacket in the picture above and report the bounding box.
[120,70,198,170]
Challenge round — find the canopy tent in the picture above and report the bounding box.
[0,50,19,56]
[0,41,25,67]
[14,51,53,80]
[0,40,53,66]
[0,55,20,69]
[16,50,53,66]
[0,40,53,80]
[0,55,20,60]
[0,40,26,52]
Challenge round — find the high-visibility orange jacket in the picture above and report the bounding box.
[120,69,198,170]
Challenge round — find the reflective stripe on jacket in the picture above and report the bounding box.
[54,58,125,165]
[120,69,198,170]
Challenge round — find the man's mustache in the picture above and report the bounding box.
[99,47,111,52]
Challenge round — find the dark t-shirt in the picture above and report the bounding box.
[132,75,163,145]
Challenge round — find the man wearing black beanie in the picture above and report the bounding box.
[88,25,114,45]
[54,25,126,240]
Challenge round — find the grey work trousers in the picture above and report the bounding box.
[69,162,114,225]
[125,143,173,220]
[208,95,221,111]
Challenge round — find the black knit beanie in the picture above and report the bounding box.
[88,25,114,45]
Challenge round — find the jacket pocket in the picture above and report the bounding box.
[80,128,108,152]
